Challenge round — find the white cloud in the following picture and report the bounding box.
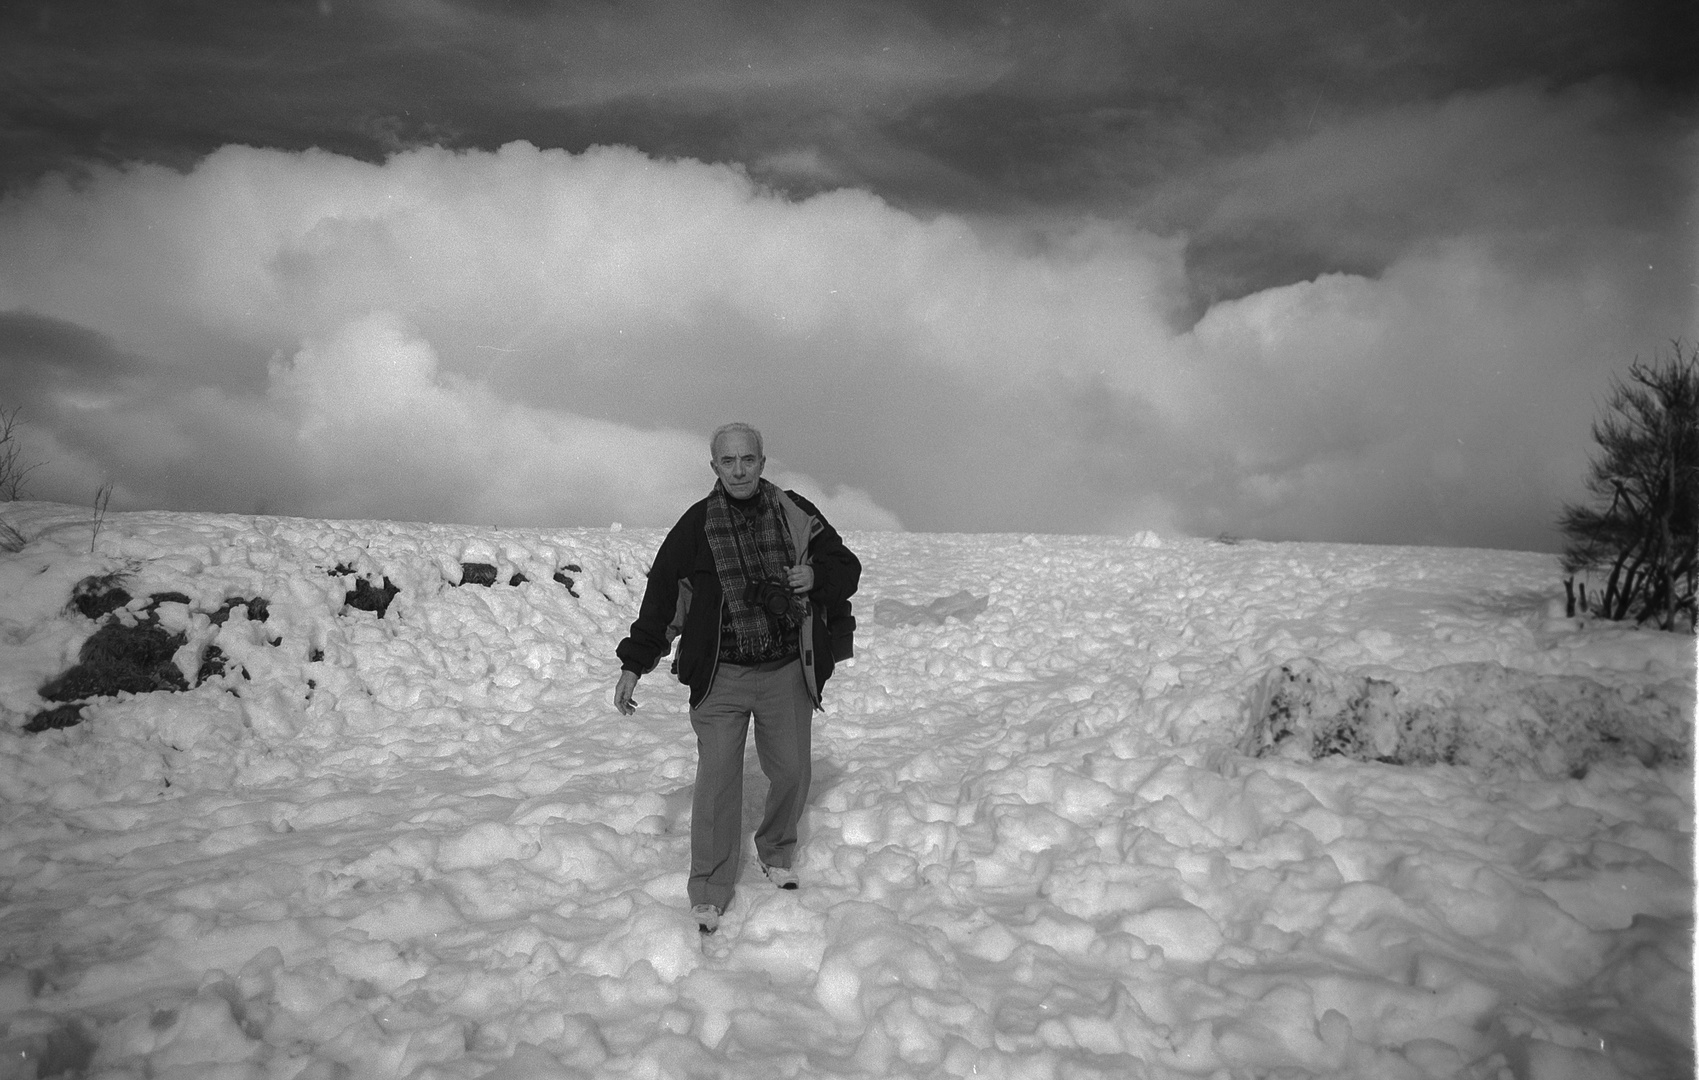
[269,309,810,528]
[766,469,904,533]
[0,132,1687,549]
[1159,238,1668,546]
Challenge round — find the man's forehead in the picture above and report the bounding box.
[715,435,761,458]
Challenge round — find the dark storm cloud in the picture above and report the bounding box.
[0,308,126,369]
[7,0,1688,308]
[2,1,494,190]
[0,309,138,403]
[8,0,1688,199]
[866,0,1696,305]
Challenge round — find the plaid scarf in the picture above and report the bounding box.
[704,479,804,663]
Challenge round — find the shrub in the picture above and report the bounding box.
[1559,341,1698,632]
[0,404,41,501]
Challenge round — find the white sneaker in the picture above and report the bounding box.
[760,862,798,890]
[692,904,721,934]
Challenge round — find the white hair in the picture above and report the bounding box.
[710,422,764,459]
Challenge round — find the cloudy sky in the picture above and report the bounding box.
[1,0,1694,549]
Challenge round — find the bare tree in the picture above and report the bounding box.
[0,404,41,501]
[1559,341,1698,632]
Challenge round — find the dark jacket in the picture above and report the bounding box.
[617,488,860,709]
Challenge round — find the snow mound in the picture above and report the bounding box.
[1239,658,1691,775]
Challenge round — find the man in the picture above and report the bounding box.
[614,423,860,934]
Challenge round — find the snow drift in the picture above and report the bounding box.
[0,501,1691,1079]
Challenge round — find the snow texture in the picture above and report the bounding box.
[873,590,989,627]
[0,501,1692,1079]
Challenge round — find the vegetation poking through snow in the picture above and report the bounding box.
[1240,658,1690,775]
[0,403,41,502]
[89,481,114,554]
[68,572,133,620]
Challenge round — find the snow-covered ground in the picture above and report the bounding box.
[0,500,1691,1079]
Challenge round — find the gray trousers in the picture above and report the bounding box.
[688,657,813,910]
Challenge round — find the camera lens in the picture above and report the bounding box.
[747,580,790,615]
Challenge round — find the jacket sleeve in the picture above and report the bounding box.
[789,493,860,607]
[616,510,697,676]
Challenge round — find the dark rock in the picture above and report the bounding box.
[509,572,529,586]
[210,596,270,625]
[197,644,228,684]
[344,576,400,617]
[40,621,189,701]
[24,704,85,732]
[552,571,580,597]
[459,563,498,587]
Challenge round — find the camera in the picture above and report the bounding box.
[744,579,793,616]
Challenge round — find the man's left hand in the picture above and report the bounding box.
[787,564,815,593]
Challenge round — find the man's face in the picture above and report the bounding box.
[711,431,764,499]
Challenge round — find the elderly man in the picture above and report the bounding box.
[614,423,860,934]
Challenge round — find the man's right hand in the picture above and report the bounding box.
[614,670,640,715]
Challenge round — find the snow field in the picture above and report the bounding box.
[0,501,1691,1078]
